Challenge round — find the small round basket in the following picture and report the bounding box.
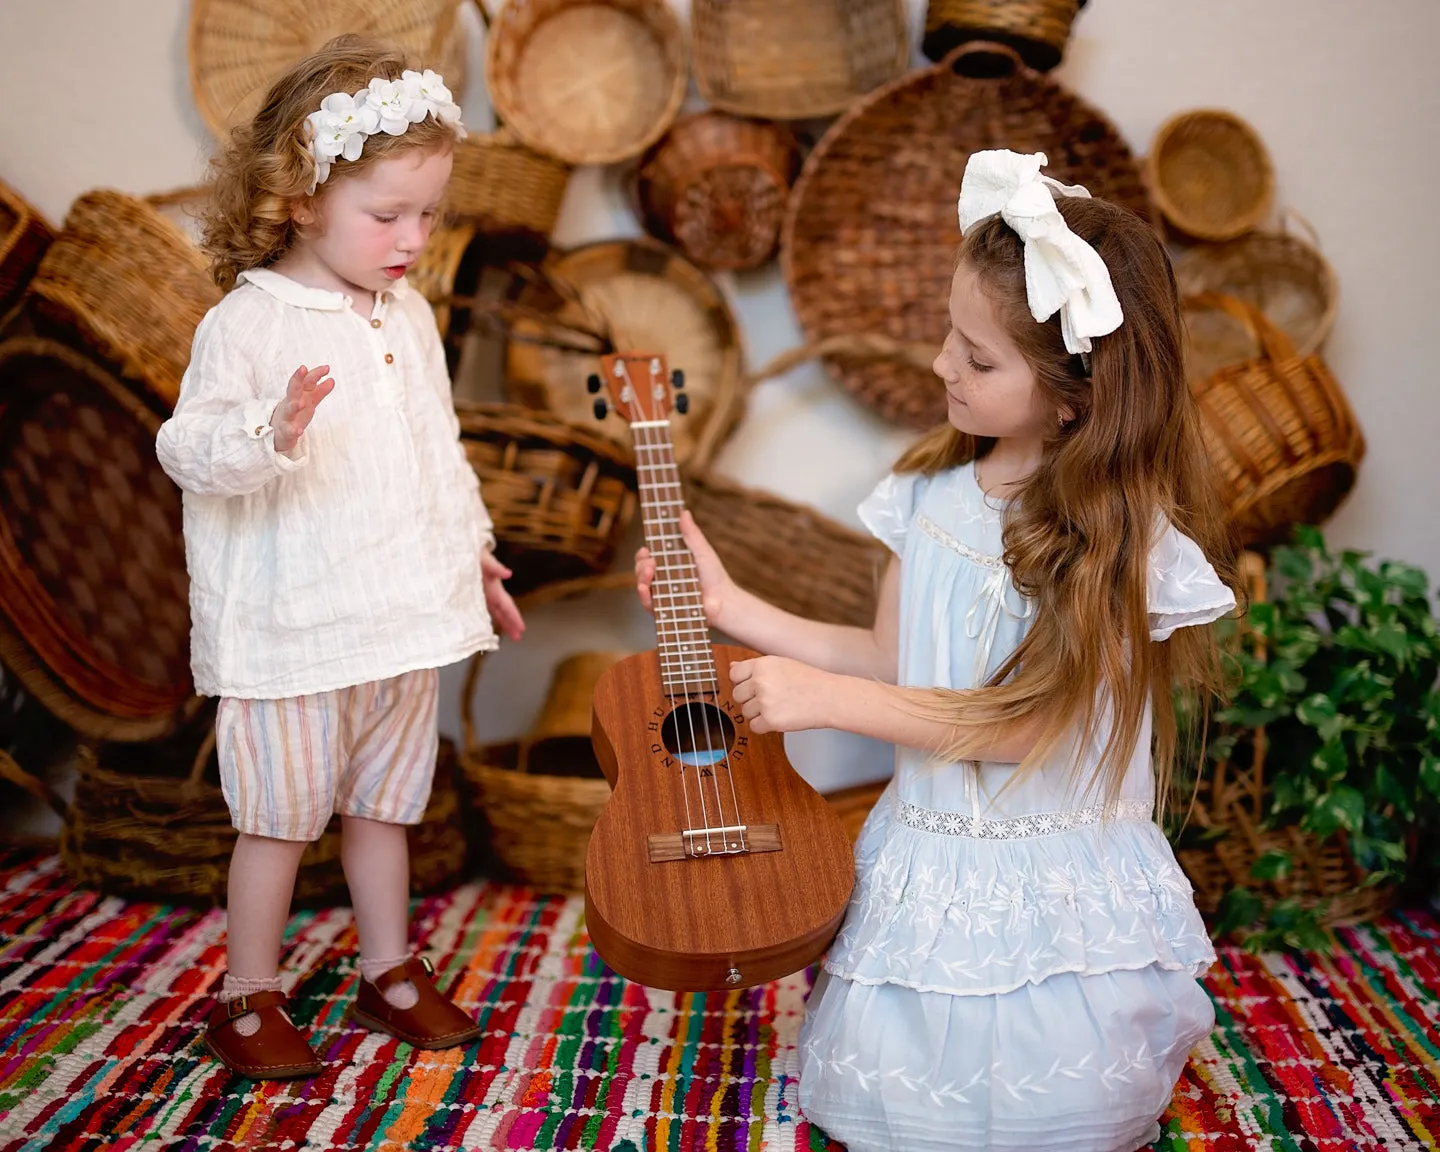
[1175,218,1338,383]
[504,239,744,471]
[484,0,687,166]
[1187,293,1364,548]
[28,190,221,412]
[922,0,1087,70]
[636,112,802,272]
[690,0,909,121]
[1147,109,1274,242]
[455,402,637,595]
[187,0,467,139]
[448,129,572,241]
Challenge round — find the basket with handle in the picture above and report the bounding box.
[922,0,1087,70]
[1186,292,1364,548]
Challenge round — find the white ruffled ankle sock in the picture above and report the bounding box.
[216,973,284,1038]
[359,955,419,1010]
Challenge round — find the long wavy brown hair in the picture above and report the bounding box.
[897,195,1240,815]
[201,35,458,291]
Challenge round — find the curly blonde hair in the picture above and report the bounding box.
[201,35,459,291]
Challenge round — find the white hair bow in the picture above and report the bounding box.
[958,150,1123,355]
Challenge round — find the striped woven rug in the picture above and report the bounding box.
[1,849,1437,1150]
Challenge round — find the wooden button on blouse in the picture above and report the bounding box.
[384,353,394,364]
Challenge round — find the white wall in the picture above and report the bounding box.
[1,0,1436,802]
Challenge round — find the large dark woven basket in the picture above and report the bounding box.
[782,42,1157,430]
[0,337,194,741]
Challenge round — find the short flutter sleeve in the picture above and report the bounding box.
[857,472,925,556]
[1148,523,1237,641]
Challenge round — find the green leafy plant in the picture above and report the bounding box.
[1176,526,1440,951]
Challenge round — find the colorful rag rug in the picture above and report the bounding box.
[1,848,1437,1151]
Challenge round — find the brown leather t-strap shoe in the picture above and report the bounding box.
[202,991,324,1080]
[351,956,481,1049]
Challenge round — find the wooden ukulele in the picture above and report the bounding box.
[583,352,855,992]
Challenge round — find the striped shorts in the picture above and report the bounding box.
[215,668,440,842]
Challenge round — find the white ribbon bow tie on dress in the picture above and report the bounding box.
[958,149,1124,355]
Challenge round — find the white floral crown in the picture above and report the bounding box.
[302,69,465,193]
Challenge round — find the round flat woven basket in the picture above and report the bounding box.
[410,221,477,340]
[922,0,1085,70]
[455,402,637,595]
[782,42,1158,430]
[0,178,53,320]
[1187,293,1364,548]
[187,0,467,140]
[691,0,910,121]
[485,0,686,166]
[29,190,220,412]
[1175,218,1338,383]
[1147,109,1274,242]
[448,129,572,241]
[636,112,802,272]
[0,338,195,742]
[457,572,636,893]
[505,239,744,471]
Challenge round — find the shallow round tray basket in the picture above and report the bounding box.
[51,704,468,906]
[1175,219,1338,383]
[410,221,477,340]
[457,572,636,893]
[1146,109,1274,242]
[782,42,1158,430]
[0,178,54,320]
[637,112,802,272]
[448,129,572,241]
[28,190,220,412]
[505,239,744,470]
[455,402,637,595]
[691,0,909,121]
[485,0,686,166]
[0,338,196,743]
[187,0,467,140]
[685,469,889,630]
[1187,293,1364,548]
[923,0,1086,70]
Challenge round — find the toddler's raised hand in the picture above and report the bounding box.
[272,364,335,454]
[634,510,735,625]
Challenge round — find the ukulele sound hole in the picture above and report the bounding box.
[661,701,736,769]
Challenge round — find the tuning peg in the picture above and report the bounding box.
[670,368,685,389]
[675,392,689,415]
[593,397,608,420]
[586,373,602,394]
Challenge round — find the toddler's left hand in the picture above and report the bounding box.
[729,655,834,734]
[481,550,525,642]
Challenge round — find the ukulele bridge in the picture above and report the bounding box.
[647,823,782,863]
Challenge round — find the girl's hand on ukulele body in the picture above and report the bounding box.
[634,510,736,627]
[729,655,835,734]
[272,364,335,454]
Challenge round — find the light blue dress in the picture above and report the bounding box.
[798,463,1236,1152]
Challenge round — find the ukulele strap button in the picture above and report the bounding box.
[725,968,743,985]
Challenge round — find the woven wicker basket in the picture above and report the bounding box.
[685,470,889,630]
[783,42,1158,430]
[636,112,802,272]
[1147,109,1274,242]
[410,221,477,339]
[1187,293,1364,548]
[691,0,909,121]
[0,179,53,320]
[53,704,469,906]
[187,0,467,139]
[1175,217,1338,383]
[485,0,686,166]
[923,0,1086,70]
[29,190,220,412]
[457,572,636,893]
[455,402,637,595]
[1176,555,1394,927]
[505,239,744,470]
[0,338,196,742]
[448,129,572,241]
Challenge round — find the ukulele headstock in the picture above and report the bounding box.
[587,353,688,424]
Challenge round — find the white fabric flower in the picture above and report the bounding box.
[361,78,415,136]
[401,69,464,133]
[304,92,380,190]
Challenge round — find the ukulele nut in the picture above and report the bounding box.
[725,967,743,985]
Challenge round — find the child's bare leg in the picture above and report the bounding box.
[220,832,308,1034]
[342,815,418,1009]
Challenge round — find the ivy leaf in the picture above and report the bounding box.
[1304,785,1366,836]
[1250,849,1293,882]
[1421,755,1440,800]
[1216,887,1266,937]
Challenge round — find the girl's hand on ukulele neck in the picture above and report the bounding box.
[634,510,734,626]
[272,364,335,454]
